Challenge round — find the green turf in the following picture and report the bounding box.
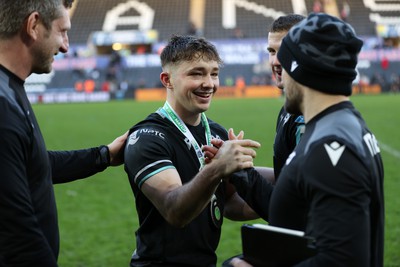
[32,94,400,266]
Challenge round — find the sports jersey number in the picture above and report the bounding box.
[363,133,381,156]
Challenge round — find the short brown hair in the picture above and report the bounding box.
[269,14,305,33]
[160,35,223,69]
[0,0,74,39]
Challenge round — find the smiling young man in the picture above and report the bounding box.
[124,35,261,267]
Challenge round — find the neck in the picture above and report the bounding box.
[302,89,349,123]
[180,110,201,126]
[166,98,202,126]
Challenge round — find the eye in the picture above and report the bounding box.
[211,72,219,77]
[190,71,202,76]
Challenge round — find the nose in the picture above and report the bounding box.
[60,33,69,53]
[271,54,280,66]
[202,74,216,88]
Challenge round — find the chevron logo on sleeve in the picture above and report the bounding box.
[324,141,346,166]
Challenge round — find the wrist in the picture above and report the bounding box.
[202,161,227,183]
[97,145,111,167]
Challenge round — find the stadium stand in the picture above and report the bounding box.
[69,0,388,43]
[339,0,376,35]
[69,0,191,44]
[203,0,281,39]
[26,0,400,99]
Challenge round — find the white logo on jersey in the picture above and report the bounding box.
[324,141,346,166]
[285,151,296,165]
[184,137,192,150]
[137,128,165,139]
[363,133,380,156]
[282,113,291,125]
[128,128,166,147]
[213,134,221,140]
[128,131,140,146]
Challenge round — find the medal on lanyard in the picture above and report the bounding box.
[210,193,222,228]
[159,101,221,228]
[160,101,211,170]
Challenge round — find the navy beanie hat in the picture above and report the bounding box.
[278,13,363,96]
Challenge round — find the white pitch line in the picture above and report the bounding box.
[379,141,400,159]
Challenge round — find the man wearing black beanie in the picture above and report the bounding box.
[231,13,384,267]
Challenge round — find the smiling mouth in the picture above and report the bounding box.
[274,67,282,77]
[194,91,213,98]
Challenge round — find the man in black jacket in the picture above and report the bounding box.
[223,13,384,267]
[0,1,127,266]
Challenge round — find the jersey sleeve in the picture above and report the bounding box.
[49,146,107,184]
[124,126,175,189]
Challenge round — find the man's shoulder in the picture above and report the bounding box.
[130,113,171,132]
[301,109,366,156]
[0,88,25,127]
[130,113,175,138]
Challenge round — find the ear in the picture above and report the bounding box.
[160,71,173,89]
[25,11,41,41]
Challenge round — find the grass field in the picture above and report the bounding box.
[33,94,400,267]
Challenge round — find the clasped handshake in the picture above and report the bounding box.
[201,128,260,178]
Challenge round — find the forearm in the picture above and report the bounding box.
[49,146,109,183]
[255,166,275,184]
[148,163,222,227]
[224,192,259,221]
[230,168,274,221]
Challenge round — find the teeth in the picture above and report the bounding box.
[195,93,211,97]
[196,91,212,95]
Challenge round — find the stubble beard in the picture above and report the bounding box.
[31,31,54,75]
[284,85,303,116]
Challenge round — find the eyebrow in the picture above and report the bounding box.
[188,66,220,72]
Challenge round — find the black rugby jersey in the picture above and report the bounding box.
[270,101,384,266]
[273,106,304,180]
[124,112,228,267]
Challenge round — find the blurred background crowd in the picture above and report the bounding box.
[27,0,400,102]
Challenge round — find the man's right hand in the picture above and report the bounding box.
[204,135,260,178]
[202,128,246,163]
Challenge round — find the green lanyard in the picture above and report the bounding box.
[159,101,211,169]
